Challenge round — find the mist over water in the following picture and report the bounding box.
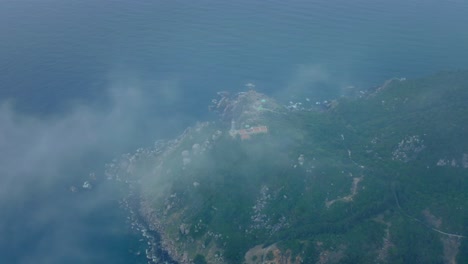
[1,0,468,263]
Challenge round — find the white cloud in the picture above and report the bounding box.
[0,75,189,263]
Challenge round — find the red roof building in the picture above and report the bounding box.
[236,125,268,140]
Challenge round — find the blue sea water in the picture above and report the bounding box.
[1,0,468,263]
[2,0,468,115]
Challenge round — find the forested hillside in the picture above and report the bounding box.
[109,71,468,263]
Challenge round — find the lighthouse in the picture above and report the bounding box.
[229,120,237,137]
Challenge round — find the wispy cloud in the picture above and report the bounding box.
[0,74,189,263]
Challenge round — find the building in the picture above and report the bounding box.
[234,125,268,140]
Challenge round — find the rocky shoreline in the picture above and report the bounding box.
[104,139,179,263]
[107,124,207,264]
[120,190,178,264]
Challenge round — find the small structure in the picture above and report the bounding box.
[231,125,268,140]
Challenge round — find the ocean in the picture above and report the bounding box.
[1,0,468,263]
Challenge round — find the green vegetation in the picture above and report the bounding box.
[193,254,207,264]
[135,71,468,263]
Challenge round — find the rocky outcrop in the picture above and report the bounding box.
[392,135,425,162]
[244,244,303,264]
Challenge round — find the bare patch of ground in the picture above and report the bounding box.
[244,244,302,264]
[316,243,346,264]
[422,209,461,263]
[374,214,394,263]
[377,228,393,263]
[326,175,364,208]
[422,209,442,228]
[244,244,277,264]
[441,237,461,264]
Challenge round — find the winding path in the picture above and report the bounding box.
[392,186,465,239]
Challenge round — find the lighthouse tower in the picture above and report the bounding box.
[229,120,237,137]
